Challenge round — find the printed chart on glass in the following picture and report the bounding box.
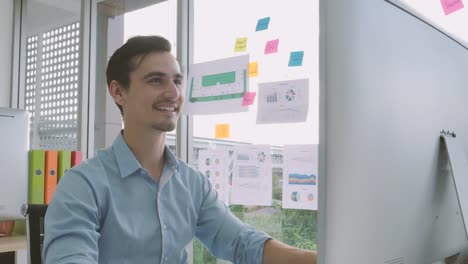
[231,145,272,206]
[197,148,232,205]
[183,55,250,115]
[256,78,309,124]
[282,145,318,210]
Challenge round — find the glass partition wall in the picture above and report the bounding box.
[190,0,319,263]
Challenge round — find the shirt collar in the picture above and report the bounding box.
[112,132,141,178]
[112,131,180,179]
[159,144,180,187]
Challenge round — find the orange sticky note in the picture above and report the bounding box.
[242,92,256,106]
[215,124,230,139]
[249,62,258,77]
[235,37,248,52]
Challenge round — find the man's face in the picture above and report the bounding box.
[120,51,184,132]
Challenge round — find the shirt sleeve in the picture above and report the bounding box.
[42,167,101,264]
[195,173,271,264]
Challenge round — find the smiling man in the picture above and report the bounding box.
[43,35,316,264]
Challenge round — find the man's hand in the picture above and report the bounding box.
[263,239,317,264]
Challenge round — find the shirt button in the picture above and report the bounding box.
[164,225,167,230]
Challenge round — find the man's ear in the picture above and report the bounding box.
[108,80,126,106]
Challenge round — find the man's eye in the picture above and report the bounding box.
[149,78,162,85]
[174,79,183,86]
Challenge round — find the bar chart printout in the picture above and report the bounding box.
[256,78,309,124]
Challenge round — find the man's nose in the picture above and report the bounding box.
[165,81,180,99]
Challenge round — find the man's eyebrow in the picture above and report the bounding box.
[143,71,184,80]
[174,73,184,79]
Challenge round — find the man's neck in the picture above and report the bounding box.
[122,127,166,182]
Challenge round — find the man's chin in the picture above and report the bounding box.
[151,123,177,132]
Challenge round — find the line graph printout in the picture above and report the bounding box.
[282,144,318,210]
[256,78,309,124]
[183,55,250,115]
[231,145,272,206]
[198,148,232,205]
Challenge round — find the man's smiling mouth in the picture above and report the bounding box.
[153,104,178,112]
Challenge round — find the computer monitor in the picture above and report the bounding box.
[0,108,30,220]
[318,1,468,263]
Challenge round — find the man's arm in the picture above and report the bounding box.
[43,168,101,264]
[263,239,317,264]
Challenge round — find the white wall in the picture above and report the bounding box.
[0,0,14,107]
[320,0,468,263]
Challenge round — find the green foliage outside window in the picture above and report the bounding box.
[193,173,317,264]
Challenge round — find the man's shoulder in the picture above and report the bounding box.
[63,148,112,181]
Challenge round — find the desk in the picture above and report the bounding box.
[0,236,27,264]
[0,236,27,253]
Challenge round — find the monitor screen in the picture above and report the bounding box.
[0,108,30,220]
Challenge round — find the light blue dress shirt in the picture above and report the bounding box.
[43,132,270,264]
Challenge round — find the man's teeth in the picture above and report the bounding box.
[155,106,175,111]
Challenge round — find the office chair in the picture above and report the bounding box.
[21,204,48,264]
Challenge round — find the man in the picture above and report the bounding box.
[43,35,316,264]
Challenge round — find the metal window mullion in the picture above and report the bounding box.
[11,0,23,109]
[17,2,31,112]
[176,0,193,164]
[317,1,327,264]
[79,0,92,156]
[86,0,99,158]
[176,0,195,263]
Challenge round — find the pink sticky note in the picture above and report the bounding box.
[242,92,256,106]
[264,39,279,54]
[441,0,464,15]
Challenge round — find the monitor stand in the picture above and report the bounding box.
[441,131,468,264]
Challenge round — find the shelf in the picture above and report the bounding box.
[0,236,27,253]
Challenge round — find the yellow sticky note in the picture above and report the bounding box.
[249,61,258,77]
[215,124,230,139]
[234,37,248,52]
